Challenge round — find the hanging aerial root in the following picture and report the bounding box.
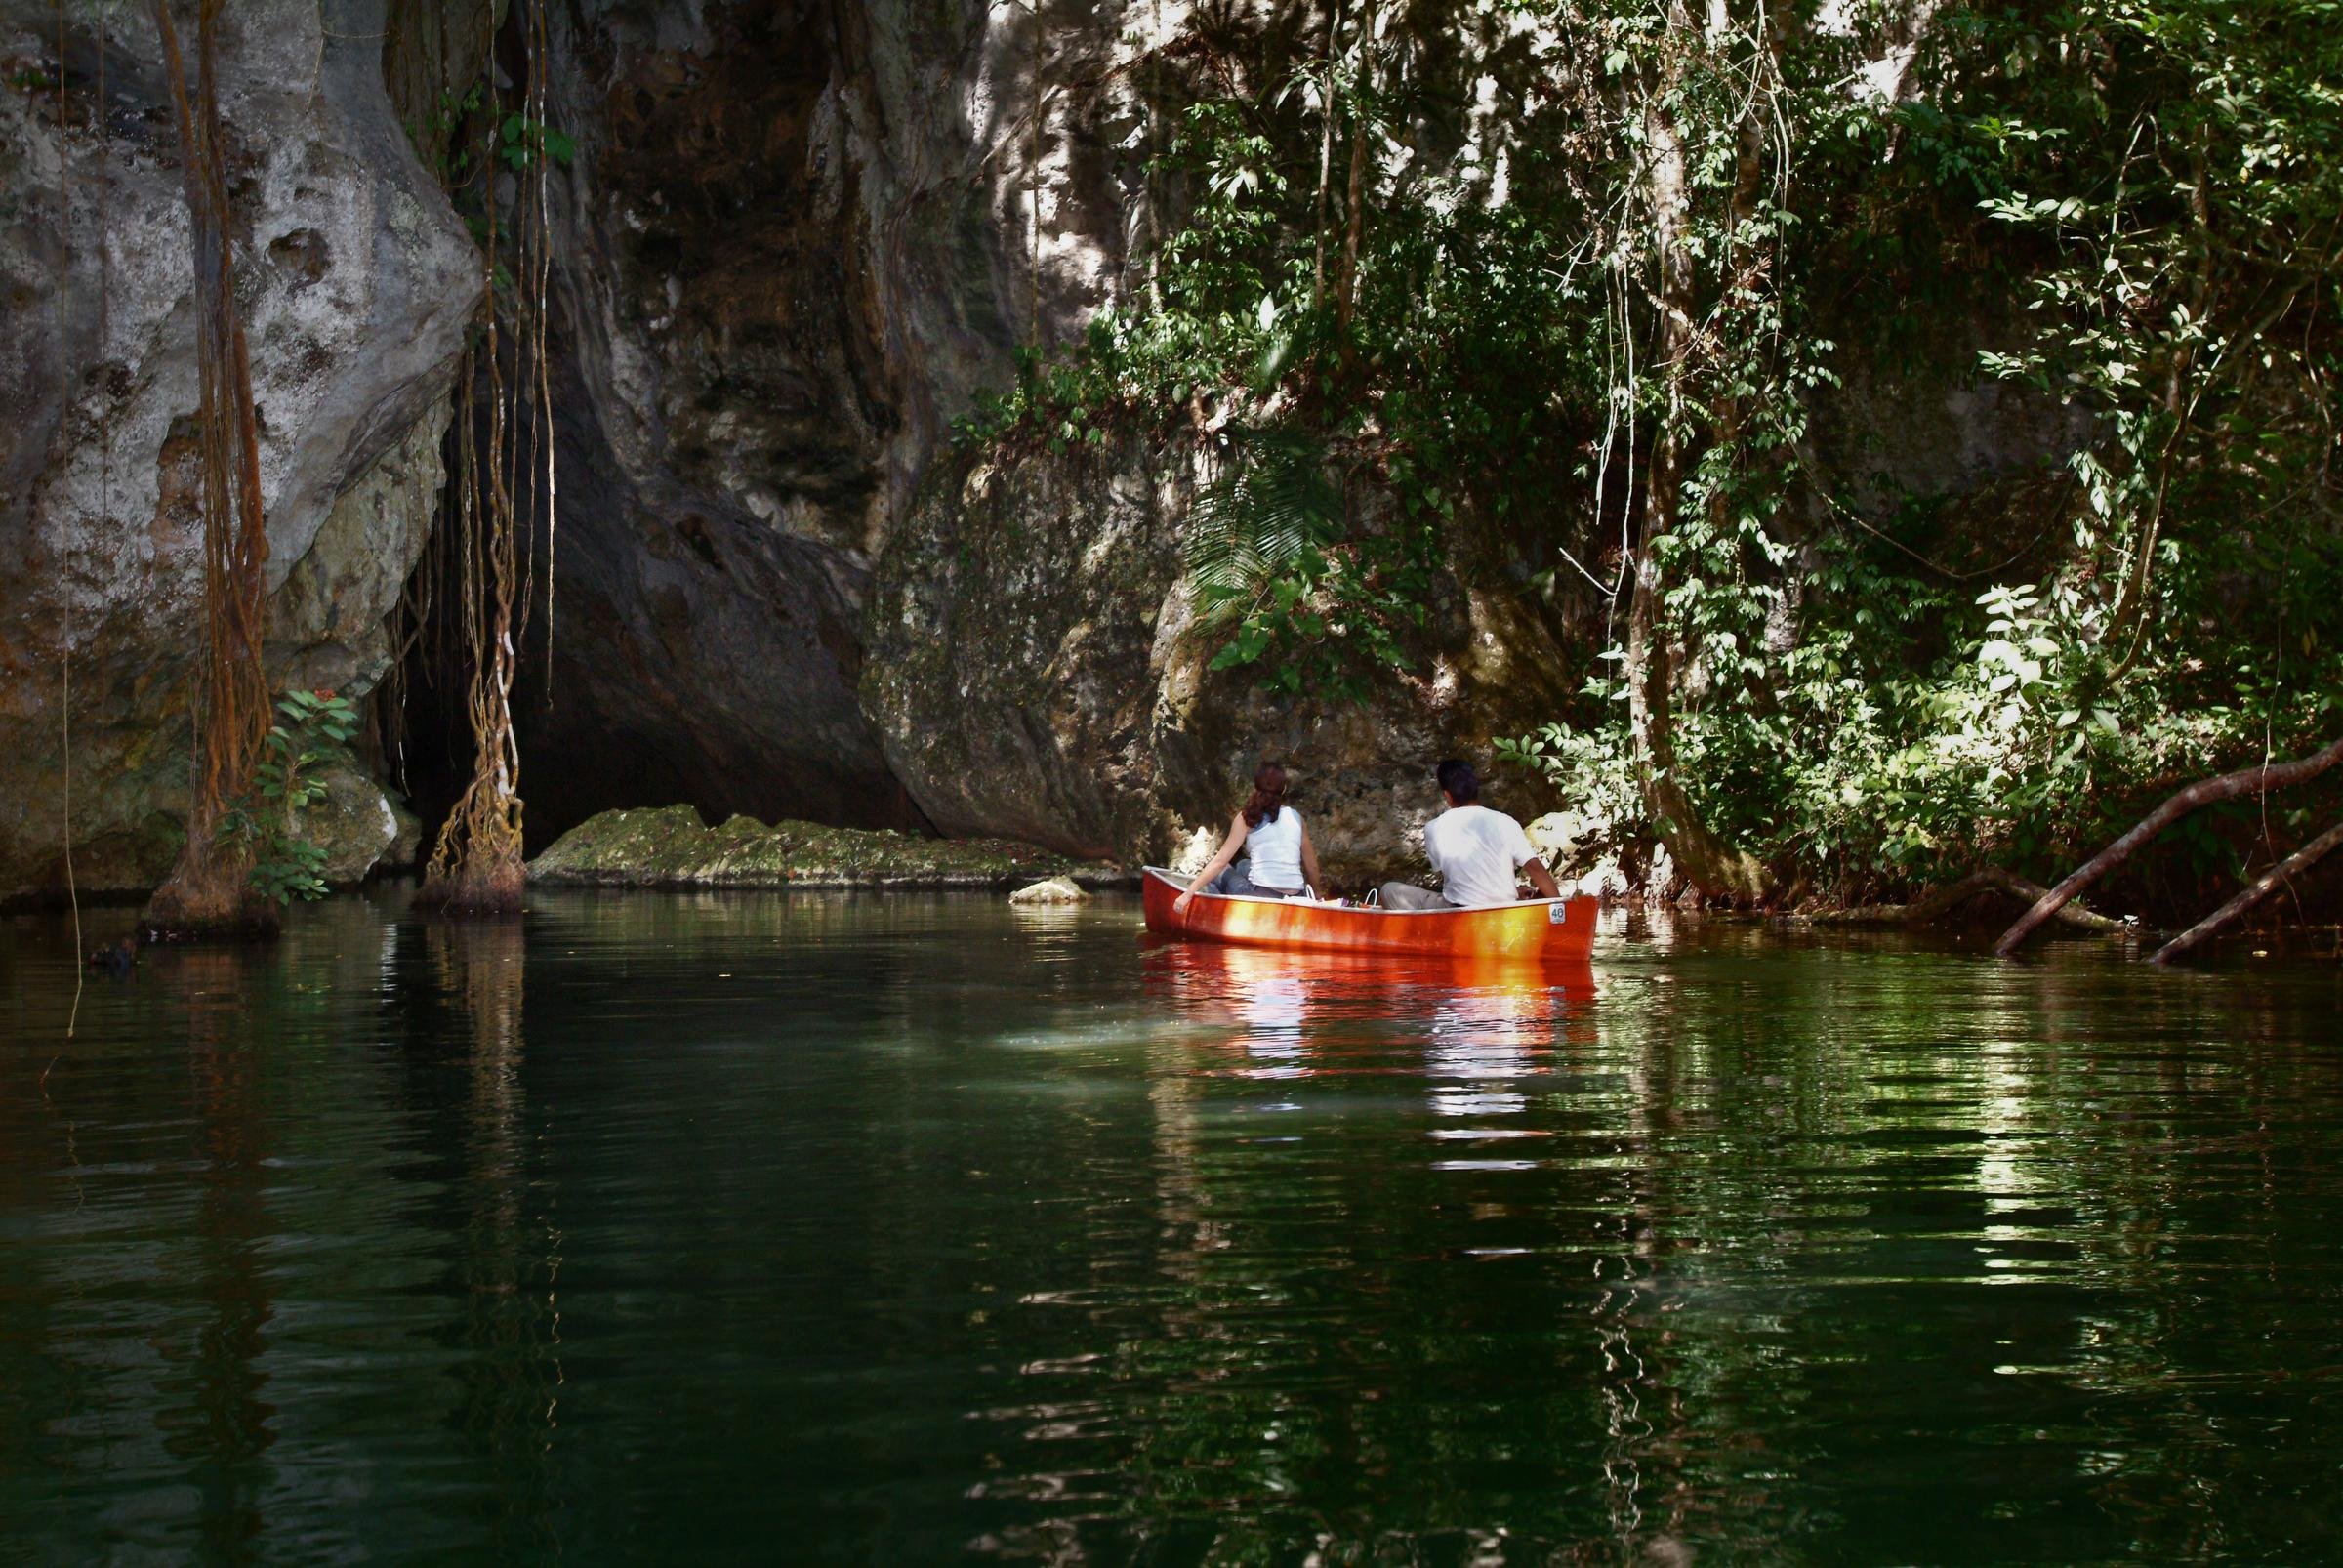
[414,760,527,919]
[415,0,555,923]
[139,0,277,943]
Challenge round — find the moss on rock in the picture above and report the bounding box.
[529,806,1129,890]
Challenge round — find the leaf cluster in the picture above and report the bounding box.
[217,689,361,906]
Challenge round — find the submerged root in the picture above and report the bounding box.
[2151,818,2343,966]
[140,835,279,944]
[1995,734,2343,955]
[413,859,525,920]
[1810,868,2132,936]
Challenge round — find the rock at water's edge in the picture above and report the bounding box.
[1008,877,1088,905]
[300,761,422,887]
[529,805,1127,890]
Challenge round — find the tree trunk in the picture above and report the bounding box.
[1311,0,1340,310]
[1625,515,1773,904]
[2150,818,2343,965]
[1623,15,1772,906]
[1995,734,2343,954]
[1335,0,1372,344]
[1028,0,1045,344]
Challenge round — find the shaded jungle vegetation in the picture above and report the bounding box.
[966,0,2343,929]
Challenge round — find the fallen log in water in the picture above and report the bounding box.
[1994,735,2343,956]
[2151,818,2343,966]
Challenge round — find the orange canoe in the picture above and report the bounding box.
[1141,866,1596,962]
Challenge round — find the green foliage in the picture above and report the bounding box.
[218,689,360,906]
[404,82,574,216]
[1186,431,1340,630]
[965,0,2342,900]
[499,112,575,170]
[406,82,486,181]
[1179,427,1437,696]
[958,60,1598,695]
[1494,0,2343,899]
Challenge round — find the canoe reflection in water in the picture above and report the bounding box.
[1139,937,1598,1092]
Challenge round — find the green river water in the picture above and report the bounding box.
[2,889,2339,1563]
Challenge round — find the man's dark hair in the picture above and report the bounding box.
[1437,758,1479,803]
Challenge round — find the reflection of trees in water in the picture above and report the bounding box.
[1995,964,2343,1551]
[423,922,564,1556]
[4,903,404,1549]
[1576,943,2343,1558]
[1013,945,1649,1558]
[1582,988,1706,1562]
[158,947,277,1558]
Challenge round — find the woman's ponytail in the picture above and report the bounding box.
[1241,762,1288,828]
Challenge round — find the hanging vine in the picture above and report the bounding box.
[142,0,276,940]
[412,0,565,918]
[52,0,86,1017]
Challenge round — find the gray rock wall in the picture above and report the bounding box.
[509,0,1629,864]
[0,0,477,899]
[513,0,1191,833]
[0,0,2082,901]
[862,434,1577,886]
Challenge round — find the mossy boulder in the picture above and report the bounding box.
[528,805,1127,889]
[297,761,424,887]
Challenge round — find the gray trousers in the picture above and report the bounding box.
[1377,882,1455,911]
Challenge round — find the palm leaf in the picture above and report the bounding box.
[1183,427,1340,627]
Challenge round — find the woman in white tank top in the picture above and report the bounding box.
[1174,761,1326,916]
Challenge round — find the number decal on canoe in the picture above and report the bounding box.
[1547,902,1567,924]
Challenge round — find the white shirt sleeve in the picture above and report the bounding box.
[1503,813,1536,867]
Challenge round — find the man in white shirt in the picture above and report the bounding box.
[1378,760,1561,910]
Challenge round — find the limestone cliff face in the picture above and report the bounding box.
[0,0,1689,897]
[499,0,2083,874]
[862,435,1577,885]
[515,0,1592,868]
[0,0,476,899]
[514,0,1172,834]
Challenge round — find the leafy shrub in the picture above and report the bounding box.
[218,689,361,905]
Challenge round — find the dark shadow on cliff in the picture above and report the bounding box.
[390,350,930,857]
